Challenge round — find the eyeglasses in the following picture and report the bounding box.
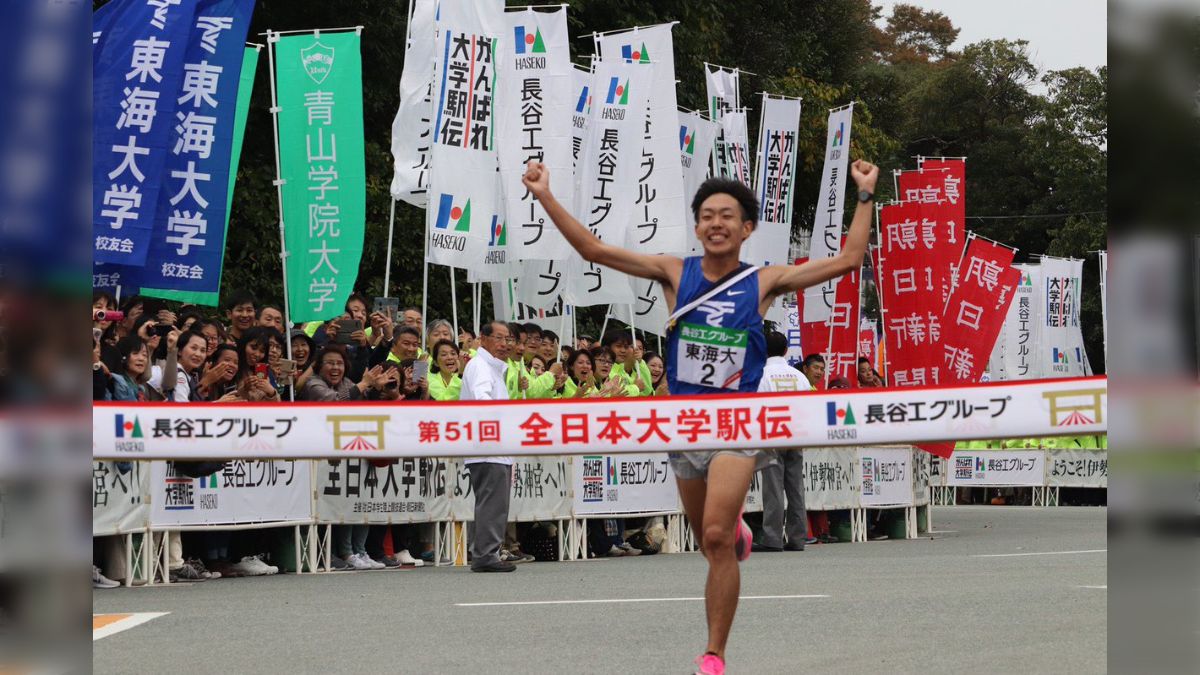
[503,336,517,343]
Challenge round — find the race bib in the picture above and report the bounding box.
[676,322,748,389]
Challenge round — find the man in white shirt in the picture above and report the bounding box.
[755,331,814,552]
[459,321,517,573]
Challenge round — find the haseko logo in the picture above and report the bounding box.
[679,125,695,155]
[605,76,630,105]
[825,401,857,441]
[433,194,471,232]
[620,42,650,64]
[513,25,546,54]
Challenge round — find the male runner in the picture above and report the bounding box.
[522,158,878,674]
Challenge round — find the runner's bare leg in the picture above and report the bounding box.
[676,476,707,551]
[700,454,756,660]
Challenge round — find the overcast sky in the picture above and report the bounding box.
[874,0,1107,74]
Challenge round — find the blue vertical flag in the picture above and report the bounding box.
[93,0,198,267]
[139,0,256,301]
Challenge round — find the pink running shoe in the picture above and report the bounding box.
[734,512,752,562]
[694,653,725,675]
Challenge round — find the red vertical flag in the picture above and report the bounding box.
[795,256,861,387]
[940,237,1019,384]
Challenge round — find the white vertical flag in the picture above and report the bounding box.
[389,0,438,206]
[516,259,566,311]
[567,59,652,306]
[608,276,670,337]
[597,24,686,255]
[803,104,854,323]
[721,109,752,187]
[497,7,573,262]
[677,109,717,255]
[1038,256,1091,377]
[1098,250,1107,365]
[748,95,802,267]
[570,64,593,177]
[999,264,1043,380]
[705,65,738,178]
[425,0,505,270]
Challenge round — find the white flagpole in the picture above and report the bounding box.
[628,303,637,350]
[265,30,295,400]
[449,267,459,341]
[599,305,611,344]
[383,198,397,297]
[558,303,568,365]
[473,282,481,337]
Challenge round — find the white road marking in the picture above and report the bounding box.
[93,612,169,641]
[1078,585,1108,589]
[928,530,958,534]
[456,594,828,607]
[971,549,1107,558]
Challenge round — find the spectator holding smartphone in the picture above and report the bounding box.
[233,327,280,402]
[200,345,241,402]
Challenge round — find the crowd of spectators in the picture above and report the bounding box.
[91,289,704,585]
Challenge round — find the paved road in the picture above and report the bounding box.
[93,506,1106,674]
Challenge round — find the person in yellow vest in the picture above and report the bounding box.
[425,319,453,360]
[604,330,653,396]
[591,345,640,397]
[427,339,462,401]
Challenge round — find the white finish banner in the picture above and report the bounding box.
[597,25,686,255]
[1046,448,1107,488]
[997,264,1043,380]
[315,458,452,524]
[720,109,752,187]
[450,457,571,521]
[92,461,150,535]
[946,449,1045,486]
[749,96,802,267]
[804,104,855,323]
[94,377,1108,460]
[425,0,505,270]
[859,446,913,506]
[803,447,859,510]
[149,460,312,526]
[572,453,679,515]
[678,109,718,255]
[567,58,651,306]
[389,0,438,205]
[1038,256,1091,378]
[497,7,573,261]
[704,65,738,178]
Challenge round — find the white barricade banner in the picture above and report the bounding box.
[803,447,859,510]
[498,7,573,262]
[450,457,571,521]
[597,24,686,255]
[804,104,855,323]
[1046,448,1107,488]
[316,458,452,524]
[572,453,678,515]
[92,461,150,535]
[150,460,311,526]
[93,377,1108,460]
[743,468,765,513]
[912,447,931,506]
[859,446,912,506]
[930,454,948,486]
[947,449,1045,486]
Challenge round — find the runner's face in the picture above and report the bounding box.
[695,193,751,256]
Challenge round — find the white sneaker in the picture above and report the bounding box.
[232,555,278,576]
[394,549,424,567]
[93,565,120,589]
[347,552,374,570]
[365,554,386,570]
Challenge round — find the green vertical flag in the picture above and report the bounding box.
[274,31,366,323]
[142,46,260,306]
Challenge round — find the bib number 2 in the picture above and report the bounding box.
[676,322,748,390]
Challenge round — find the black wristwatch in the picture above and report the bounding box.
[857,190,874,204]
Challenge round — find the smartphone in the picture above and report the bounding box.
[372,296,399,322]
[276,359,296,386]
[335,318,363,345]
[254,363,269,380]
[412,359,428,382]
[153,322,174,337]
